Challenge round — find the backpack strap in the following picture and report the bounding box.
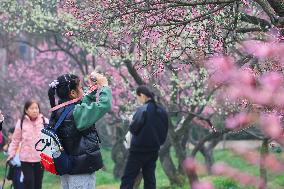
[53,104,75,131]
[34,104,75,152]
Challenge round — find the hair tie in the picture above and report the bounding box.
[49,80,59,89]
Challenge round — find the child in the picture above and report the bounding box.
[47,72,112,189]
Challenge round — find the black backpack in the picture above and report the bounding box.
[35,104,74,175]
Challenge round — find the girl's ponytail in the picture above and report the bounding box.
[48,74,80,106]
[48,87,56,108]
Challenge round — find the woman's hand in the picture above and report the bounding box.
[89,72,108,87]
[7,155,13,162]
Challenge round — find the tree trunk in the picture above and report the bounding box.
[171,133,187,174]
[168,118,188,175]
[111,126,128,178]
[200,146,214,174]
[259,138,268,189]
[112,141,128,178]
[191,131,225,174]
[191,130,228,156]
[159,139,184,186]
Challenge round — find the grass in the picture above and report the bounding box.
[0,149,283,189]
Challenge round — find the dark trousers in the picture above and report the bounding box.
[21,162,44,189]
[120,151,159,189]
[12,167,24,189]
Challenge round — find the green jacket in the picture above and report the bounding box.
[73,86,112,131]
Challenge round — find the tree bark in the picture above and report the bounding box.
[259,138,269,189]
[111,126,128,178]
[191,130,229,157]
[169,120,187,175]
[199,135,222,174]
[159,139,184,186]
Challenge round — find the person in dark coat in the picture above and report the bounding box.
[120,85,169,189]
[0,110,4,131]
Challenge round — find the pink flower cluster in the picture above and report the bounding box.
[212,162,265,188]
[225,112,256,130]
[233,148,284,173]
[192,181,215,189]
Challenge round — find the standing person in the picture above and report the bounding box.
[47,72,112,189]
[120,85,169,189]
[4,128,24,189]
[0,110,4,131]
[8,100,48,189]
[3,128,14,154]
[0,110,4,147]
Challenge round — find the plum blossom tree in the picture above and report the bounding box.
[0,37,73,127]
[199,35,284,188]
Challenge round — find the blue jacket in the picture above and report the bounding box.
[129,100,169,152]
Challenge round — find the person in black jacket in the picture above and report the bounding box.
[120,85,169,189]
[0,110,4,131]
[48,73,112,189]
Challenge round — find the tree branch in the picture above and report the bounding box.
[254,0,278,23]
[240,13,271,30]
[148,4,231,27]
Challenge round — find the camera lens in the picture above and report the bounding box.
[91,76,97,83]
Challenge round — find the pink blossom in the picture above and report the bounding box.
[264,154,284,173]
[183,157,198,173]
[241,0,249,6]
[225,112,255,130]
[203,106,215,116]
[232,149,260,165]
[259,113,282,139]
[251,90,273,105]
[234,68,256,86]
[211,162,227,175]
[259,72,283,92]
[212,162,264,187]
[192,181,214,189]
[64,31,74,37]
[206,56,235,84]
[243,40,275,58]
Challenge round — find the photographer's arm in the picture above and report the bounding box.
[73,87,112,131]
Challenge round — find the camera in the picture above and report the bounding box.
[90,75,97,83]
